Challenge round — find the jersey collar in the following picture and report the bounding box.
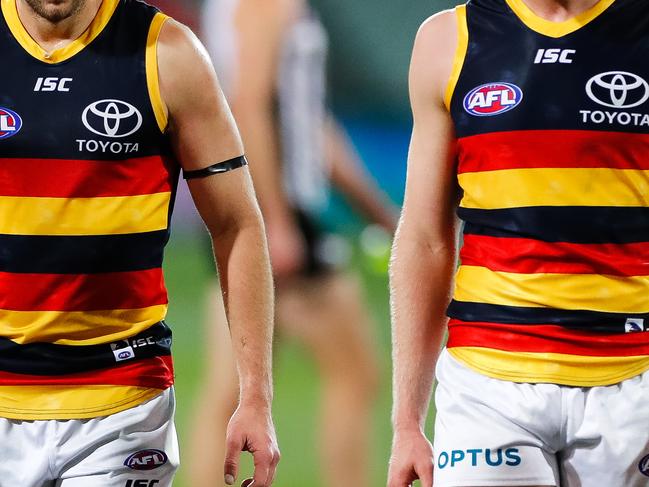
[1,0,120,64]
[505,0,616,38]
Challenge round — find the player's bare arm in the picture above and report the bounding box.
[326,120,399,233]
[157,20,280,487]
[387,10,460,487]
[231,0,308,278]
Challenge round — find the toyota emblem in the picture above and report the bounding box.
[586,71,649,109]
[82,99,143,138]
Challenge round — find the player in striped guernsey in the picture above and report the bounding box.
[389,0,649,486]
[0,0,279,485]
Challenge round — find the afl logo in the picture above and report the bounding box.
[124,449,168,470]
[82,99,142,138]
[463,82,523,117]
[0,107,22,139]
[586,71,649,109]
[639,454,649,477]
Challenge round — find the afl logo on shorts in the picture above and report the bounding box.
[463,82,523,117]
[82,99,142,138]
[0,107,22,139]
[124,449,168,470]
[639,454,649,477]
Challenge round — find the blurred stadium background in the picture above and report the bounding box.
[151,0,459,485]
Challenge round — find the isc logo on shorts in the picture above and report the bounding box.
[437,448,522,469]
[463,83,524,117]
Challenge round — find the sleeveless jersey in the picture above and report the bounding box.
[201,0,329,214]
[0,0,177,419]
[445,0,649,386]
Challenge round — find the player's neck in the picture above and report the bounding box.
[521,0,603,21]
[16,0,103,53]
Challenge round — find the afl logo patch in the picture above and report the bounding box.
[639,454,649,477]
[82,99,142,138]
[124,449,168,470]
[463,82,523,117]
[0,107,22,139]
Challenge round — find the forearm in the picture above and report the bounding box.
[327,122,397,230]
[234,103,292,225]
[212,216,275,406]
[390,226,457,431]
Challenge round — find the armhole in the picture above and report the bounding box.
[443,5,469,112]
[146,12,170,133]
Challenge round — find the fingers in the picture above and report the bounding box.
[251,446,281,487]
[387,463,433,487]
[224,434,244,485]
[417,462,434,487]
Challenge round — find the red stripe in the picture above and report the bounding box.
[448,319,649,357]
[0,269,168,311]
[461,234,649,276]
[457,130,649,173]
[0,156,175,197]
[0,356,174,388]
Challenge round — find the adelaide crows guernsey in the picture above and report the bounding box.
[446,0,649,386]
[0,0,177,419]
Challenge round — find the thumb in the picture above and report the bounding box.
[224,434,244,485]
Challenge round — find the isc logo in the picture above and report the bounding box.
[124,481,159,487]
[34,77,73,92]
[463,82,524,117]
[534,48,576,64]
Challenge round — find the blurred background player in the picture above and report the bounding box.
[188,0,398,485]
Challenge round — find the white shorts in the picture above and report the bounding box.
[0,387,179,487]
[433,349,649,487]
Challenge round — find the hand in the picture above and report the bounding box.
[266,218,306,280]
[224,404,281,487]
[387,428,434,487]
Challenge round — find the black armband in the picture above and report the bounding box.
[183,155,248,180]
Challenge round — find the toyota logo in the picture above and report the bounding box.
[82,99,143,138]
[586,71,649,109]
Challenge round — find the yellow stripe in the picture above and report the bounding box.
[449,346,649,386]
[146,13,170,132]
[0,305,167,345]
[0,192,170,236]
[443,5,468,111]
[0,385,164,420]
[505,0,615,38]
[455,265,649,314]
[1,0,120,64]
[459,168,649,209]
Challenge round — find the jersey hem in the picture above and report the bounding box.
[448,347,649,387]
[0,386,166,420]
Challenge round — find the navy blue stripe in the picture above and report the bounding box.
[0,231,168,274]
[447,300,649,334]
[0,322,172,376]
[459,206,649,244]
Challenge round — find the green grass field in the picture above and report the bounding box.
[162,231,434,486]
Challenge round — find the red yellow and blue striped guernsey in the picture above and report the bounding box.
[445,0,649,386]
[0,0,178,418]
